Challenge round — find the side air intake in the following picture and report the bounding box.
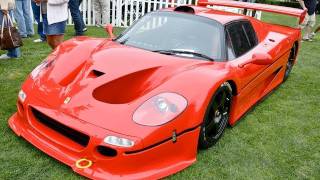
[174,6,195,14]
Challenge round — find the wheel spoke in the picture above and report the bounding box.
[217,91,226,109]
[222,97,230,113]
[202,86,232,146]
[205,108,215,126]
[205,119,217,136]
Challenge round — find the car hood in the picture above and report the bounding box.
[30,40,212,141]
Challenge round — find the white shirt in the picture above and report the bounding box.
[0,0,15,10]
[47,0,69,25]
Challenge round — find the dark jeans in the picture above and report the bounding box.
[68,0,85,35]
[31,1,46,41]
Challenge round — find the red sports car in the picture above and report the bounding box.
[8,0,306,179]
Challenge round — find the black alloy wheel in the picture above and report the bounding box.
[283,45,297,81]
[199,82,233,149]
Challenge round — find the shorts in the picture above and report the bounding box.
[300,13,316,28]
[42,14,66,35]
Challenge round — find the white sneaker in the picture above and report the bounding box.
[33,39,45,43]
[302,38,313,42]
[309,32,316,39]
[0,54,12,60]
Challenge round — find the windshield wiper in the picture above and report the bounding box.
[152,49,214,61]
[118,38,129,45]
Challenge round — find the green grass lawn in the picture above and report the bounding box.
[0,13,319,179]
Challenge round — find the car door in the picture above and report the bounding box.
[226,20,268,90]
[226,20,277,121]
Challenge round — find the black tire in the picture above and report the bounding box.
[283,44,297,81]
[198,82,233,149]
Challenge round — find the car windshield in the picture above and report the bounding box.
[116,11,224,61]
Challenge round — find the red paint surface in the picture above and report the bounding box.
[8,3,301,179]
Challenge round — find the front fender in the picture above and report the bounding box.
[164,65,231,128]
[138,63,232,148]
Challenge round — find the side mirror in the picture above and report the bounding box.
[238,53,273,68]
[105,24,115,39]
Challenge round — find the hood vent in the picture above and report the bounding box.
[92,70,105,77]
[92,67,159,104]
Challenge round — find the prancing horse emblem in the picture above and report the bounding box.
[64,97,71,104]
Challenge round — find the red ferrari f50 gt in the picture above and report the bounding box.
[8,0,306,179]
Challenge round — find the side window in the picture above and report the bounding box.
[226,21,257,59]
[226,32,236,60]
[243,22,258,47]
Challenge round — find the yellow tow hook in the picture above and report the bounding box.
[75,158,93,169]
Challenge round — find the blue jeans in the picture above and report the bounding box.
[42,14,66,35]
[0,11,21,58]
[31,1,46,41]
[68,0,85,35]
[14,0,34,37]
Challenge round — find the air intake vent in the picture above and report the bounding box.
[32,108,90,147]
[97,146,117,157]
[174,6,195,14]
[92,70,105,77]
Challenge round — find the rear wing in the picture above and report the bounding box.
[197,0,307,24]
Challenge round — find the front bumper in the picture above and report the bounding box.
[8,99,200,179]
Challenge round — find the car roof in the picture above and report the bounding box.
[162,5,247,24]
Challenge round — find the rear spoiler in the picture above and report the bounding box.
[197,0,307,24]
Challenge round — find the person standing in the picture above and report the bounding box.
[14,0,34,38]
[69,0,86,36]
[34,0,69,49]
[298,0,317,41]
[241,0,257,17]
[309,0,320,38]
[94,0,110,27]
[0,0,21,59]
[31,1,46,42]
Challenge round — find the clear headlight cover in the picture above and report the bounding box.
[133,92,187,126]
[18,90,27,103]
[104,136,134,147]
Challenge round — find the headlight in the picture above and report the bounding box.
[18,90,27,103]
[104,136,134,147]
[30,60,53,79]
[133,92,187,126]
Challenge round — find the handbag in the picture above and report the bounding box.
[0,14,23,50]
